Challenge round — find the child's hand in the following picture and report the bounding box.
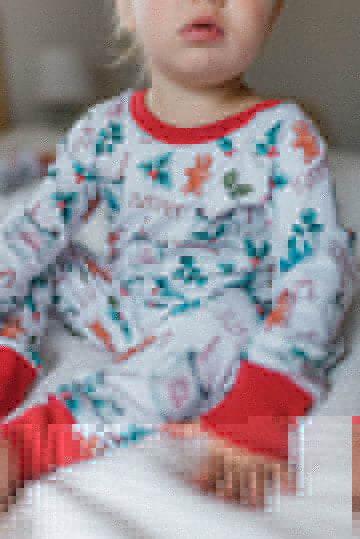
[0,436,21,513]
[160,419,297,509]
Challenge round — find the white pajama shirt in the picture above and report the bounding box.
[0,88,358,483]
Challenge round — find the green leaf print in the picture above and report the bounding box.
[223,169,254,199]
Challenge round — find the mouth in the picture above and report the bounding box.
[179,15,225,37]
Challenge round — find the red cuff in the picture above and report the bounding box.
[0,395,93,483]
[199,360,314,461]
[0,346,38,422]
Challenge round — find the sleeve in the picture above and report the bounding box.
[0,105,105,422]
[199,104,360,461]
[0,365,155,485]
[0,395,95,484]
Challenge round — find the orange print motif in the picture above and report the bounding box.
[79,434,106,458]
[293,120,321,165]
[68,242,113,284]
[84,255,113,283]
[87,316,117,353]
[0,315,26,340]
[264,289,294,332]
[87,435,106,456]
[182,154,212,196]
[80,190,102,224]
[114,334,157,362]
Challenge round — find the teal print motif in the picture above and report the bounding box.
[244,238,271,268]
[73,161,98,185]
[223,270,271,321]
[103,187,121,214]
[216,136,235,157]
[28,347,43,369]
[217,263,235,275]
[116,424,155,448]
[30,274,49,291]
[96,122,124,156]
[24,274,49,320]
[191,208,235,242]
[62,298,80,319]
[82,384,119,420]
[47,163,57,179]
[290,347,312,363]
[107,295,133,343]
[269,161,290,191]
[50,192,79,225]
[56,374,126,425]
[291,347,331,385]
[223,169,255,199]
[137,152,174,190]
[152,277,186,303]
[168,298,201,317]
[58,385,80,414]
[280,208,324,273]
[255,121,282,158]
[173,256,208,286]
[147,277,202,317]
[253,120,291,193]
[191,222,228,242]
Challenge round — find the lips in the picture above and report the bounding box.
[181,15,224,35]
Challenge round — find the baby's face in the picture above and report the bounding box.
[119,0,277,91]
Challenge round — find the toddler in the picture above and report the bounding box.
[0,0,359,511]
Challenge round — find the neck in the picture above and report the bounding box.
[145,79,258,128]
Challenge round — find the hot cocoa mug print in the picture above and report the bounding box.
[149,352,201,422]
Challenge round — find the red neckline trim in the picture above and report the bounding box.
[129,88,283,145]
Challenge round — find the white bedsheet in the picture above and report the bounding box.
[0,291,358,538]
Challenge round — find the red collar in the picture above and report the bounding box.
[130,87,283,145]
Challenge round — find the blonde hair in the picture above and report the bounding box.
[104,1,151,91]
[104,0,283,93]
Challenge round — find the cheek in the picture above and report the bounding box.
[230,0,269,35]
[239,0,274,27]
[136,0,169,46]
[230,2,268,51]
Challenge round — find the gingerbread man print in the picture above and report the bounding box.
[182,154,212,196]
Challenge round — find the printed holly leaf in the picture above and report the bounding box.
[224,169,237,188]
[230,184,254,198]
[265,121,282,146]
[223,169,255,199]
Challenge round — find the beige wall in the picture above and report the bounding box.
[0,0,359,149]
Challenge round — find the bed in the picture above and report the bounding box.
[0,146,358,538]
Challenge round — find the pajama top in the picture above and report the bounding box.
[0,88,359,483]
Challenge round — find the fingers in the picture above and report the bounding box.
[247,462,269,508]
[271,459,297,496]
[197,439,224,493]
[221,462,248,504]
[199,445,266,509]
[160,421,208,440]
[161,423,299,508]
[198,448,291,509]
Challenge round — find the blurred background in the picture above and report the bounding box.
[0,0,359,193]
